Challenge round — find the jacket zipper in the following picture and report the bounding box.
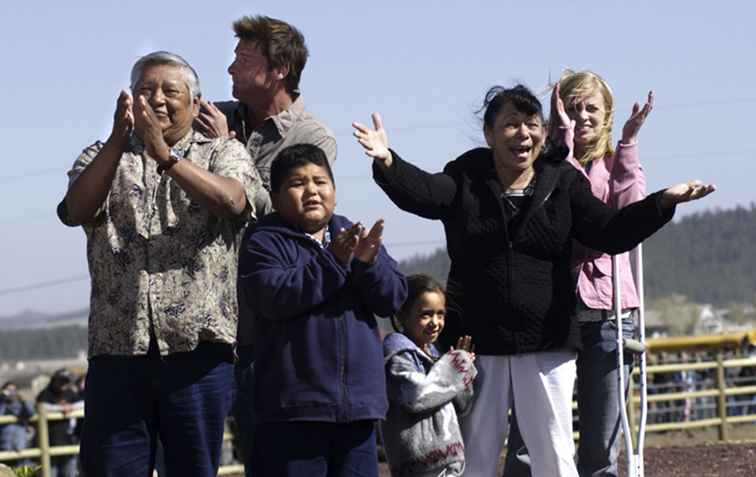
[338,306,348,421]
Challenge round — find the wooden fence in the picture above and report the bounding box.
[1,331,754,475]
[0,406,242,476]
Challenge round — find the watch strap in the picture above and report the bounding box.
[157,148,182,174]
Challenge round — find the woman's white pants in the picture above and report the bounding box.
[460,351,578,477]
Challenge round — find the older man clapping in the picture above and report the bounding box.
[57,51,264,476]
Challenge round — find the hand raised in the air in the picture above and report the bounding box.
[352,113,393,167]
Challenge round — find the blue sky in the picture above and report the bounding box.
[1,1,754,315]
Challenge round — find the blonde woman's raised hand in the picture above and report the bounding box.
[548,83,575,141]
[660,180,716,209]
[352,113,393,167]
[621,91,654,144]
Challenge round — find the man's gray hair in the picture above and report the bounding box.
[130,51,202,99]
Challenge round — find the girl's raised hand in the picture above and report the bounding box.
[352,113,393,167]
[621,90,654,144]
[453,335,475,361]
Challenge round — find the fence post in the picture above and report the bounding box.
[715,352,729,442]
[36,403,51,477]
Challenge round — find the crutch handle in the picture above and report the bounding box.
[623,338,646,354]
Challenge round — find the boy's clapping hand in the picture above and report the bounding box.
[354,219,384,264]
[329,223,362,265]
[328,219,385,265]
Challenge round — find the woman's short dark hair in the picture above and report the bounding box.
[270,144,334,193]
[480,84,543,130]
[393,274,445,331]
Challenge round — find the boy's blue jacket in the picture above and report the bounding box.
[239,212,408,423]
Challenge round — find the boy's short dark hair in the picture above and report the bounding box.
[270,144,335,193]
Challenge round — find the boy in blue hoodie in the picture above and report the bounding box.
[238,143,408,477]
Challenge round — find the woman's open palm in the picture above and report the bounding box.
[352,113,393,166]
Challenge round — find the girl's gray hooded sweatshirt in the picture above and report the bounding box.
[381,332,477,476]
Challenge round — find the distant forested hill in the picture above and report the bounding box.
[399,205,756,306]
[0,325,87,360]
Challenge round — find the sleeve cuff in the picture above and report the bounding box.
[653,190,676,220]
[371,149,400,186]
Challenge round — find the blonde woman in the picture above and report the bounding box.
[504,71,653,477]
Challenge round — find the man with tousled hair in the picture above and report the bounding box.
[194,15,337,476]
[196,14,337,210]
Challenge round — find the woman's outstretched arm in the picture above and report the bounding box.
[353,113,457,220]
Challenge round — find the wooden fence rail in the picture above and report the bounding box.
[0,406,240,476]
[1,332,755,475]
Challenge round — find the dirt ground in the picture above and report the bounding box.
[375,443,756,476]
[375,426,756,476]
[228,426,756,476]
[227,442,755,477]
[614,425,756,476]
[630,442,756,476]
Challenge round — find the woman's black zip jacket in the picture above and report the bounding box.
[372,146,674,355]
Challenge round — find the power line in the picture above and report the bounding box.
[644,149,756,161]
[0,274,90,297]
[656,97,756,110]
[0,212,53,225]
[386,240,444,248]
[1,140,753,225]
[3,95,756,185]
[0,168,61,184]
[2,142,754,225]
[0,239,446,296]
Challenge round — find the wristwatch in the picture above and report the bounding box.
[157,148,183,174]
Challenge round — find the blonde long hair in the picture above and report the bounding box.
[556,69,615,166]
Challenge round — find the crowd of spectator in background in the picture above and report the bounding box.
[0,369,84,476]
[638,347,756,424]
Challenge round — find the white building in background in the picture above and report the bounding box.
[696,305,722,334]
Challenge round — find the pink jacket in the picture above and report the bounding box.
[564,129,646,310]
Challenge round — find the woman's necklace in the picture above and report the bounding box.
[502,175,537,213]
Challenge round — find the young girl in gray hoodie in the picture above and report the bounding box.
[382,274,477,477]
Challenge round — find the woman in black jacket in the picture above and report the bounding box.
[352,84,714,477]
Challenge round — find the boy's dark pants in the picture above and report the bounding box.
[79,342,233,477]
[232,344,256,477]
[253,420,378,477]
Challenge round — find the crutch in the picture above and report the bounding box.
[612,244,648,477]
